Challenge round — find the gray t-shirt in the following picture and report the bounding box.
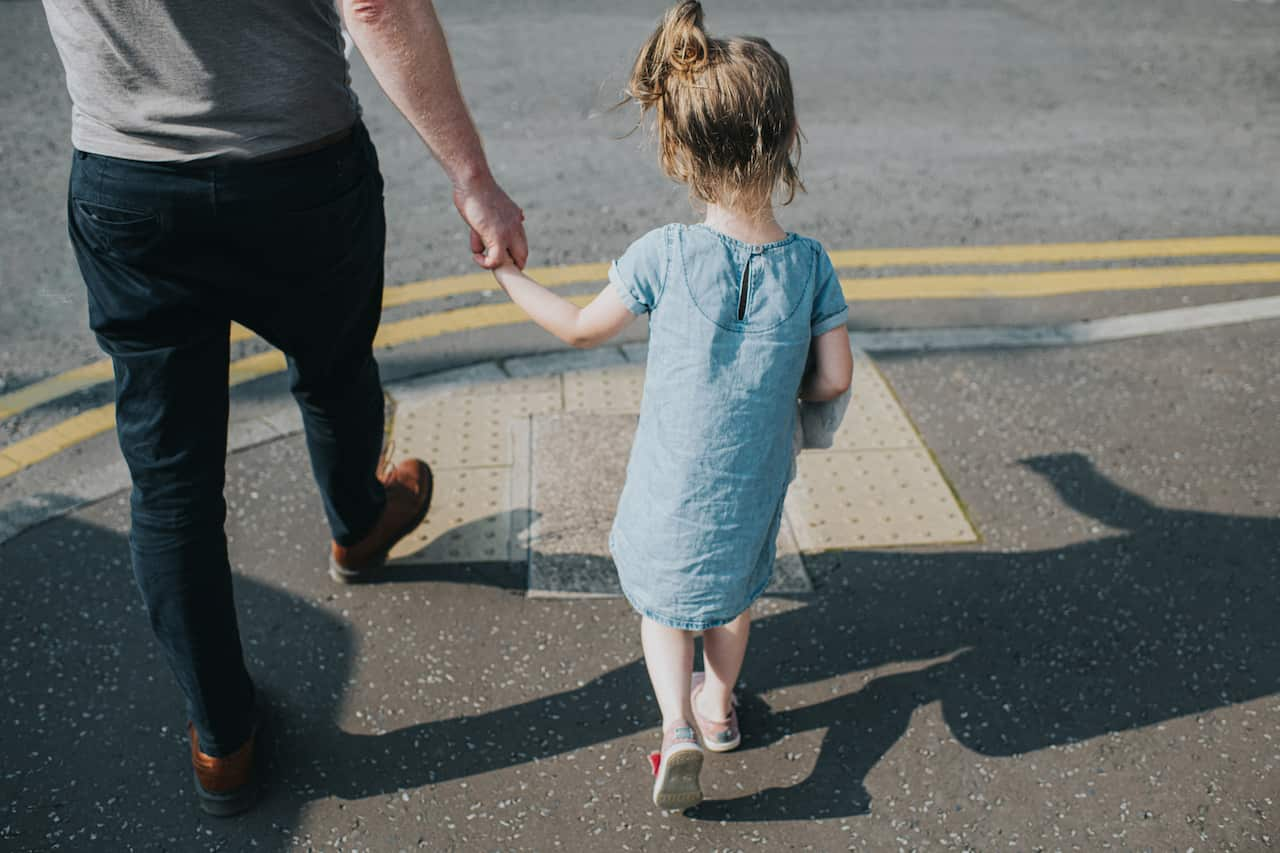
[41,0,361,162]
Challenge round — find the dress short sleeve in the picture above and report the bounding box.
[811,247,849,336]
[608,226,669,315]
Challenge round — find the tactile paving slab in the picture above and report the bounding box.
[388,465,517,564]
[383,347,977,587]
[829,350,924,451]
[390,377,561,468]
[386,381,549,566]
[563,365,646,414]
[786,448,976,549]
[525,413,812,597]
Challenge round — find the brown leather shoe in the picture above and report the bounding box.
[329,457,433,583]
[189,723,257,817]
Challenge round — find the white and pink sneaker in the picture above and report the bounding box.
[647,721,704,810]
[690,672,741,752]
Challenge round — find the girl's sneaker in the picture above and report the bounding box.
[648,722,704,810]
[690,672,741,752]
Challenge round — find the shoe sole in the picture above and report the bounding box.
[328,466,434,584]
[702,732,741,753]
[652,745,703,811]
[193,771,258,817]
[192,703,267,818]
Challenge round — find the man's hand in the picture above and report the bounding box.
[454,176,528,269]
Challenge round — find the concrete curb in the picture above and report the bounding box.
[0,345,637,547]
[849,294,1280,352]
[5,293,1279,546]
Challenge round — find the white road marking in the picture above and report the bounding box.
[850,295,1280,352]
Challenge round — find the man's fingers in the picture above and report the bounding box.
[459,184,524,269]
[510,227,529,270]
[474,240,508,270]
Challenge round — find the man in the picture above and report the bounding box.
[39,0,525,815]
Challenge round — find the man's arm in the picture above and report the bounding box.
[340,0,527,268]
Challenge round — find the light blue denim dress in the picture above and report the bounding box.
[608,223,849,630]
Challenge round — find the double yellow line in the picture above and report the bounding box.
[3,234,1279,480]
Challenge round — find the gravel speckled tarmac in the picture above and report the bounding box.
[3,0,1280,412]
[2,0,1279,849]
[3,320,1277,850]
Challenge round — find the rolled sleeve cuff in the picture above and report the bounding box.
[608,262,649,315]
[811,306,849,336]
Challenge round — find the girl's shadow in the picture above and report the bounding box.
[687,452,1280,820]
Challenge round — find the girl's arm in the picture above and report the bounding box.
[493,263,638,349]
[799,326,853,401]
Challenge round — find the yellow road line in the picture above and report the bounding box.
[4,243,1280,479]
[0,271,590,421]
[4,236,1278,421]
[382,262,610,308]
[0,295,597,479]
[0,404,117,473]
[0,360,115,420]
[0,322,257,420]
[380,237,1280,307]
[0,453,22,479]
[376,295,595,348]
[844,260,1280,301]
[827,234,1280,268]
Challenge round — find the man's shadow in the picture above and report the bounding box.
[2,452,1276,844]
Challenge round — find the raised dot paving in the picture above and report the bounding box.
[383,348,976,593]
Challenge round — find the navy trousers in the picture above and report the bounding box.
[68,123,387,757]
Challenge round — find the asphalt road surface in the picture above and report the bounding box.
[0,0,1277,850]
[2,0,1278,388]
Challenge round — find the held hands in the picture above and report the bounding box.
[453,174,529,269]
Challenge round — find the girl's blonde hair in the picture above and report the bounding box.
[624,1,803,209]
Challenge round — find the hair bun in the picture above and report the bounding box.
[621,1,713,111]
[662,1,710,75]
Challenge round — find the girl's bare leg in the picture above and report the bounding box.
[698,610,751,720]
[640,616,696,729]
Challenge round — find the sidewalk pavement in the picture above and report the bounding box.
[383,344,974,598]
[2,324,1277,851]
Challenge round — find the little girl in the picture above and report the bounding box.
[491,1,852,810]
